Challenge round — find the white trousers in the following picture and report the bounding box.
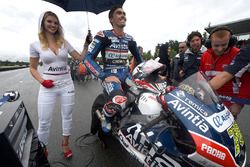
[37,74,75,145]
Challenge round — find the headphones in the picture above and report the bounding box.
[186,31,205,48]
[205,26,237,48]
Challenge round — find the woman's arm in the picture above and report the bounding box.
[29,57,43,83]
[70,32,92,61]
[70,43,89,61]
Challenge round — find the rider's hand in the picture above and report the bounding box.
[41,79,54,88]
[104,76,121,83]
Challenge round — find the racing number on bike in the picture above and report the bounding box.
[227,122,244,156]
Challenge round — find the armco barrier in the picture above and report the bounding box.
[0,66,28,72]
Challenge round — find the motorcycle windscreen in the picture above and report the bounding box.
[163,72,246,167]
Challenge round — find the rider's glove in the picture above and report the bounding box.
[41,80,54,88]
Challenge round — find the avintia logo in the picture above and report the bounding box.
[167,100,209,133]
[48,66,67,71]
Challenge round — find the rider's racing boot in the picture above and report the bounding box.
[102,101,122,133]
[101,117,111,133]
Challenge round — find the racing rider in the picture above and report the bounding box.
[84,6,143,133]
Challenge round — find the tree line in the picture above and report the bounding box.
[143,31,208,60]
[0,60,29,67]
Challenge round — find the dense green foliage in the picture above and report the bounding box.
[0,60,29,67]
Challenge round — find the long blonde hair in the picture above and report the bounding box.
[38,11,64,49]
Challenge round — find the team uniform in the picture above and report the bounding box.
[225,43,250,101]
[200,47,239,108]
[84,30,143,131]
[225,43,250,75]
[30,40,75,145]
[179,46,207,79]
[225,44,250,102]
[235,64,250,101]
[84,30,143,80]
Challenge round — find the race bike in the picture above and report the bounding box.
[90,60,247,167]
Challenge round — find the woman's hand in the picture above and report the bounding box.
[41,80,54,88]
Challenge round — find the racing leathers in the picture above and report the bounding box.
[84,30,143,132]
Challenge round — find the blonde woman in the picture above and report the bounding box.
[29,11,91,158]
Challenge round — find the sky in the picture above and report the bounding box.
[0,0,250,62]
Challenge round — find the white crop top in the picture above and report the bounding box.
[30,40,75,75]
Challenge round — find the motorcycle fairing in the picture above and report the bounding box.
[188,130,239,167]
[163,88,246,166]
[187,152,224,167]
[164,89,215,134]
[166,88,235,132]
[118,128,147,165]
[118,122,184,167]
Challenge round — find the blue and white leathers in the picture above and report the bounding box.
[84,29,143,119]
[84,30,143,95]
[84,30,143,81]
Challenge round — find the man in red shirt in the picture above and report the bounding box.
[209,41,250,115]
[200,26,240,116]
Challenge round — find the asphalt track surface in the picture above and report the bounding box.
[0,68,249,167]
